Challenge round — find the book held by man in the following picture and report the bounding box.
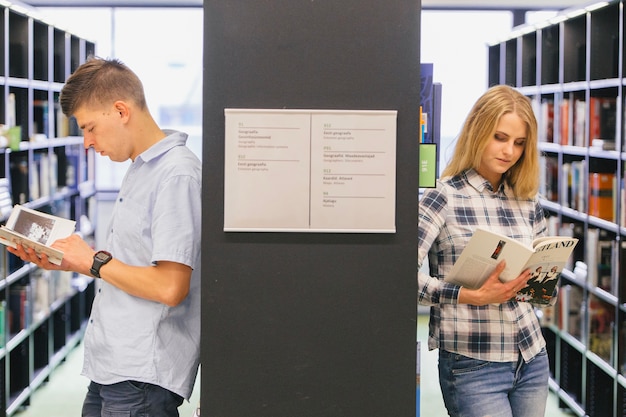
[446,227,578,304]
[0,204,76,265]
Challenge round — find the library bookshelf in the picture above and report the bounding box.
[0,3,96,416]
[488,1,626,416]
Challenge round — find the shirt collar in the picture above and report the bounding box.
[136,130,189,163]
[464,168,510,196]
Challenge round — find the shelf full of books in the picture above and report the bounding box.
[0,2,97,416]
[488,1,626,416]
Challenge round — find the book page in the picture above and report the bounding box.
[0,205,76,265]
[6,205,75,244]
[446,228,534,289]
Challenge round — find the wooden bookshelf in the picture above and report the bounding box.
[489,2,626,416]
[0,4,96,416]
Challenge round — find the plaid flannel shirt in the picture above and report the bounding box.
[418,169,548,363]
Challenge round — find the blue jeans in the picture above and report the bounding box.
[438,348,549,417]
[82,380,184,417]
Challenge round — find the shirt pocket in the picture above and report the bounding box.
[110,194,152,262]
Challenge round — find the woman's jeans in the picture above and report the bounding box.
[438,348,549,417]
[82,380,184,417]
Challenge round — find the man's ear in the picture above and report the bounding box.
[113,100,130,120]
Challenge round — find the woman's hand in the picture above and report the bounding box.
[458,261,531,306]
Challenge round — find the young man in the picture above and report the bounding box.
[9,57,201,417]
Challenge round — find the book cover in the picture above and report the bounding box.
[446,227,578,304]
[418,143,437,188]
[0,205,75,265]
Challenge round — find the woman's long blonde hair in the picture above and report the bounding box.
[441,85,540,199]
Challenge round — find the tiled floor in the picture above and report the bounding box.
[417,313,574,417]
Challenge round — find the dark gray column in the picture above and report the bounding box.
[202,1,421,415]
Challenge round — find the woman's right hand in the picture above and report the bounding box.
[458,261,531,306]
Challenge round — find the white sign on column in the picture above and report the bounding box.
[224,109,397,233]
[224,109,311,231]
[309,111,396,232]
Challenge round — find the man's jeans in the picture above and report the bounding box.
[82,380,184,417]
[438,348,549,417]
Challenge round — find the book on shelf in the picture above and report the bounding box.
[573,98,586,147]
[588,294,615,364]
[539,98,554,143]
[585,228,617,295]
[0,300,5,347]
[619,240,626,304]
[539,154,558,202]
[559,98,572,146]
[621,175,625,227]
[590,138,616,151]
[8,284,31,334]
[558,221,585,266]
[588,172,616,222]
[589,97,617,145]
[32,99,49,138]
[557,283,584,340]
[619,319,626,375]
[560,160,586,211]
[9,153,29,205]
[445,227,578,304]
[0,204,75,265]
[419,63,443,146]
[0,178,13,219]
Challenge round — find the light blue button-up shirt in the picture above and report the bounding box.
[82,130,202,400]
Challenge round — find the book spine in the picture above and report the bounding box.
[588,172,615,222]
[560,98,570,145]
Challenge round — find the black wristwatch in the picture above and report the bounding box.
[90,250,113,278]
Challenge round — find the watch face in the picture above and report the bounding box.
[95,251,111,262]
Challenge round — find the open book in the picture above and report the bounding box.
[446,227,578,304]
[0,205,76,265]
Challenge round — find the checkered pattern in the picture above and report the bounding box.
[418,169,548,363]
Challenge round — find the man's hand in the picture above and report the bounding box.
[7,234,95,276]
[458,261,531,306]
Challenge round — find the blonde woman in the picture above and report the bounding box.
[418,85,551,417]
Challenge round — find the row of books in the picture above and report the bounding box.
[550,282,616,365]
[538,97,617,149]
[540,226,626,373]
[539,156,623,224]
[7,147,82,206]
[547,217,621,297]
[17,99,76,142]
[4,269,74,339]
